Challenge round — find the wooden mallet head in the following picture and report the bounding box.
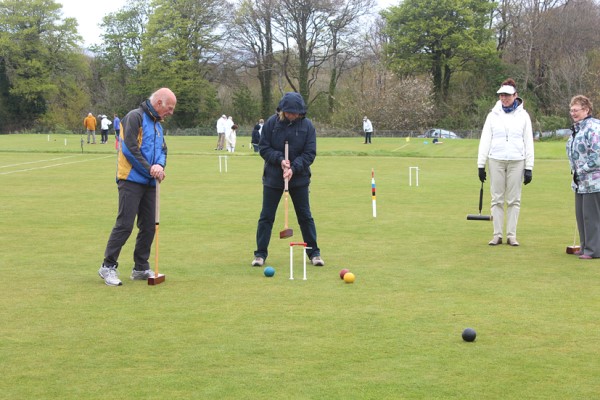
[566,245,581,254]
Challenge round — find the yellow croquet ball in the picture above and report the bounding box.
[343,272,355,284]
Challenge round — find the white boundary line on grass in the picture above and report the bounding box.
[392,143,410,152]
[0,155,113,175]
[0,155,78,169]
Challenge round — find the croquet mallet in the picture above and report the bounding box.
[280,141,294,239]
[566,221,581,254]
[466,181,493,221]
[148,179,166,285]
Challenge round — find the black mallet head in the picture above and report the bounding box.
[466,214,493,221]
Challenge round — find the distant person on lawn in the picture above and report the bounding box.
[83,112,97,144]
[363,116,373,144]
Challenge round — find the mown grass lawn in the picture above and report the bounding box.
[1,134,598,399]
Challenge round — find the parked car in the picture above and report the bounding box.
[540,128,571,139]
[418,128,461,139]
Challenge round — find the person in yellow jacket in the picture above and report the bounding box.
[83,112,97,144]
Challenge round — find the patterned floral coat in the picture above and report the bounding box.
[566,116,600,193]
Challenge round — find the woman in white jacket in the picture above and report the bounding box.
[477,78,535,246]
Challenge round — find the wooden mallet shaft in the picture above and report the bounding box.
[280,141,293,239]
[148,180,165,285]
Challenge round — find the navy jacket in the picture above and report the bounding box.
[259,105,316,189]
[251,123,261,144]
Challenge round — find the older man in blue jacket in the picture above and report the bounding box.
[252,92,324,267]
[98,88,176,286]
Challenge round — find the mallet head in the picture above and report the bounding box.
[148,274,165,285]
[279,228,293,239]
[466,214,493,221]
[566,245,581,254]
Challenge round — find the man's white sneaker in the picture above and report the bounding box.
[98,265,122,286]
[311,256,325,266]
[130,269,156,280]
[251,257,264,267]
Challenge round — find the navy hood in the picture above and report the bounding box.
[277,92,307,115]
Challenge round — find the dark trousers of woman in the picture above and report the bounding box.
[103,180,156,271]
[101,129,108,144]
[255,185,320,261]
[575,191,600,257]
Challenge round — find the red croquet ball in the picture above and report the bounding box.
[339,269,349,279]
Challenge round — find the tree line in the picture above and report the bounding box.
[1,0,599,134]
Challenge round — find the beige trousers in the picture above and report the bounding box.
[488,158,525,239]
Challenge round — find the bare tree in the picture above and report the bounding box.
[497,0,600,113]
[325,0,375,115]
[272,0,335,103]
[232,0,276,117]
[496,0,569,88]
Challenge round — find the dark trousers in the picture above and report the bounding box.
[101,129,108,143]
[364,131,372,143]
[575,192,600,257]
[255,185,320,261]
[104,180,156,270]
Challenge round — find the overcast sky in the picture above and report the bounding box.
[58,0,400,47]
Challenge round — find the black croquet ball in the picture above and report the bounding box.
[462,328,476,342]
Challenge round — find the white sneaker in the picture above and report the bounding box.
[311,256,325,266]
[488,236,502,246]
[130,269,156,280]
[251,257,264,267]
[98,265,122,286]
[507,237,520,246]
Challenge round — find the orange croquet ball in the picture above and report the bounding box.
[343,272,355,284]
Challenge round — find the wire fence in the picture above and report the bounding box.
[166,126,483,139]
[4,126,483,139]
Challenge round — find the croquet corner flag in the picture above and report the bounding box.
[371,168,377,218]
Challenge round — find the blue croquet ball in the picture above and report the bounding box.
[462,328,476,342]
[264,266,275,277]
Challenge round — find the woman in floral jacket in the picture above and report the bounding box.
[566,95,600,259]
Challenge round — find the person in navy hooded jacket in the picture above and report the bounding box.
[251,92,324,267]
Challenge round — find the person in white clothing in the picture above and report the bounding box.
[225,116,235,152]
[477,78,534,246]
[100,115,112,144]
[215,115,227,150]
[228,124,238,153]
[363,116,373,144]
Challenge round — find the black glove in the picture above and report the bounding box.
[524,169,532,185]
[478,168,486,183]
